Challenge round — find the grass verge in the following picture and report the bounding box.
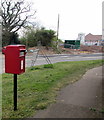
[2,59,104,118]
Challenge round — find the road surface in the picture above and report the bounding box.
[0,53,103,74]
[26,53,103,67]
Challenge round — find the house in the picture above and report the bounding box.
[84,33,102,46]
[77,33,102,46]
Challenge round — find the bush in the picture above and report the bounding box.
[44,64,54,68]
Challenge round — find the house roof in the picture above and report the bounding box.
[85,33,102,41]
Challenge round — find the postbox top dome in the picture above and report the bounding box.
[6,44,25,48]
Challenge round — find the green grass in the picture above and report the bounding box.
[2,59,104,118]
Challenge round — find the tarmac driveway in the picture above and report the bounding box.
[33,66,103,118]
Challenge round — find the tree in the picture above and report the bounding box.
[1,0,36,46]
[35,28,56,49]
[20,27,56,49]
[20,26,37,48]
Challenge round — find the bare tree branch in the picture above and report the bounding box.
[2,0,36,32]
[1,0,36,46]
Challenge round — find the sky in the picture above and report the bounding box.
[27,0,103,41]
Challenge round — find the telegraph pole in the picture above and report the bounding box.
[56,14,60,49]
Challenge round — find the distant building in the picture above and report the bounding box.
[64,40,80,49]
[77,33,102,46]
[77,33,85,45]
[85,33,102,46]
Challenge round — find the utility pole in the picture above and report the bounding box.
[56,14,60,49]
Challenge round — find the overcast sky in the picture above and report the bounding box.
[28,0,103,41]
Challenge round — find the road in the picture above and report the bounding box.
[26,53,103,67]
[0,53,103,74]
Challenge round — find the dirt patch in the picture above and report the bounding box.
[26,45,103,56]
[80,45,104,53]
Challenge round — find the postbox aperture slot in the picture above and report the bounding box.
[20,50,26,52]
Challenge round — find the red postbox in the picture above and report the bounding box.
[4,45,26,74]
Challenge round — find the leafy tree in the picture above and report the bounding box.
[1,0,36,46]
[20,26,37,47]
[35,28,56,49]
[20,27,56,49]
